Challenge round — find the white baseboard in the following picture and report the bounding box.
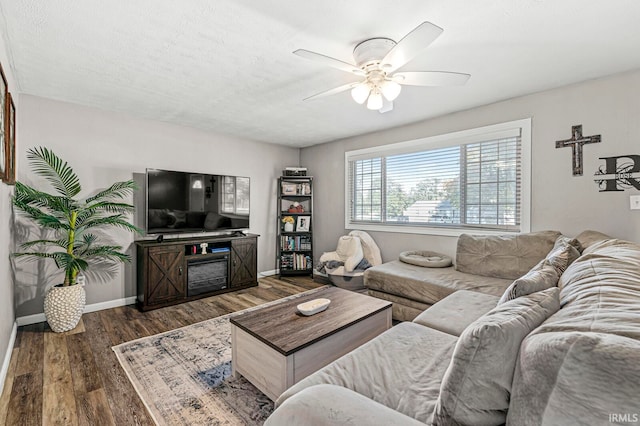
[14,271,289,327]
[0,322,17,397]
[85,296,138,313]
[258,269,278,278]
[15,296,138,327]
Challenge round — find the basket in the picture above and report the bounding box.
[283,169,307,177]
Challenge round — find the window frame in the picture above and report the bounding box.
[220,176,250,216]
[344,118,532,236]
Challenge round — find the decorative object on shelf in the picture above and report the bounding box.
[594,154,640,192]
[282,182,297,195]
[296,216,310,232]
[297,298,331,316]
[283,167,307,177]
[282,216,295,232]
[287,201,305,213]
[200,242,209,254]
[12,147,142,332]
[555,124,601,176]
[0,61,7,182]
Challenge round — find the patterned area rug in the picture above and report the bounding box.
[113,288,326,426]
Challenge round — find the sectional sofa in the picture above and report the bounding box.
[265,230,640,425]
[364,230,563,321]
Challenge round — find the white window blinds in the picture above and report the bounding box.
[346,119,530,234]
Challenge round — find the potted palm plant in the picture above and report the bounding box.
[12,147,142,332]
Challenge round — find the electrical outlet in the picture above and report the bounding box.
[631,195,640,210]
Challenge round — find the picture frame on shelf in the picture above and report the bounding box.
[282,182,297,195]
[0,62,7,182]
[296,215,310,232]
[4,93,15,184]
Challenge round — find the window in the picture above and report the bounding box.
[345,119,531,235]
[220,176,250,215]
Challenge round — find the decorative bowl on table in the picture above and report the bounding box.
[297,298,331,316]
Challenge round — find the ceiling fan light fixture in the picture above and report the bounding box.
[380,80,402,101]
[351,83,371,104]
[294,22,469,114]
[367,90,383,110]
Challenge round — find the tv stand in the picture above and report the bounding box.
[135,233,259,311]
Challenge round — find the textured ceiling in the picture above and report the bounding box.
[2,1,640,147]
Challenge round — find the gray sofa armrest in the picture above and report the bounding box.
[265,384,425,426]
[413,290,499,336]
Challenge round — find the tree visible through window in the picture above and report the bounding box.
[346,120,528,233]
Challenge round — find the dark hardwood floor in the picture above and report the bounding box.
[0,276,323,426]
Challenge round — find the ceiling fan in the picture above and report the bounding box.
[294,21,470,113]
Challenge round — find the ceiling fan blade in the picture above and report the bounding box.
[294,49,363,75]
[303,82,357,101]
[381,22,444,73]
[394,71,470,86]
[379,99,394,114]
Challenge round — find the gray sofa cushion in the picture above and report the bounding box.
[364,261,512,306]
[455,230,561,279]
[266,384,425,426]
[509,238,640,425]
[433,287,560,426]
[497,235,577,304]
[498,264,559,304]
[276,322,458,423]
[413,290,499,336]
[574,229,611,253]
[367,289,429,322]
[550,238,640,339]
[508,332,640,426]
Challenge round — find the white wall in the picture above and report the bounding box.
[0,29,18,392]
[15,95,299,317]
[301,70,640,262]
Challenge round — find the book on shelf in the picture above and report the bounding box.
[280,235,312,251]
[280,253,313,270]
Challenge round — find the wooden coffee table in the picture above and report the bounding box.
[230,286,392,401]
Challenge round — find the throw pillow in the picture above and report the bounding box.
[348,230,382,266]
[433,287,560,426]
[498,264,559,304]
[335,236,364,272]
[542,235,580,275]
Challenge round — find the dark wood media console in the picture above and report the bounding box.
[136,233,258,311]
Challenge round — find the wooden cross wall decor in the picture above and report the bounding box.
[555,124,601,176]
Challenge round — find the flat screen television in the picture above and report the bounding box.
[146,168,250,235]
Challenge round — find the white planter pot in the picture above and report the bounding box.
[44,283,86,333]
[284,222,294,232]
